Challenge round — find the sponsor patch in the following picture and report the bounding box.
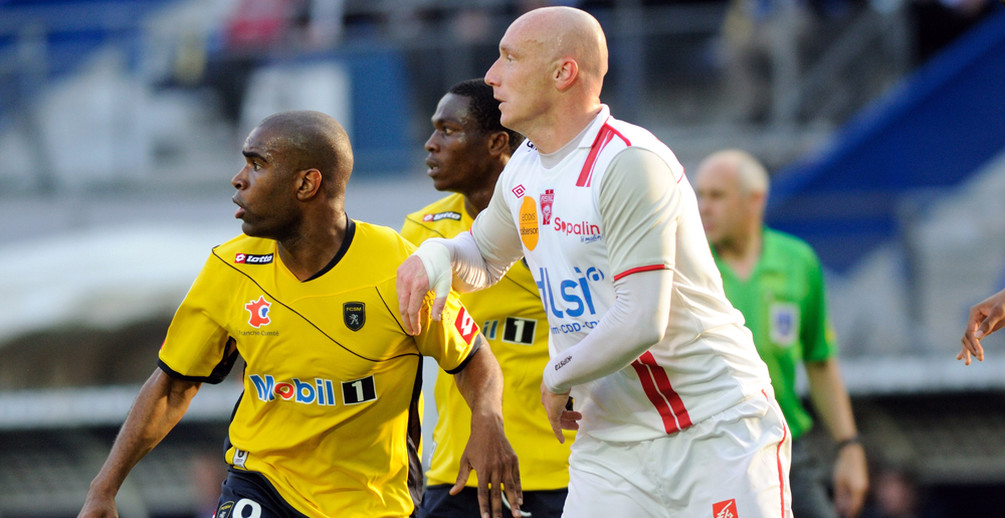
[454,307,478,344]
[343,302,365,331]
[540,189,554,225]
[244,296,271,328]
[713,499,738,518]
[235,253,273,264]
[422,211,462,222]
[519,196,539,251]
[769,302,799,347]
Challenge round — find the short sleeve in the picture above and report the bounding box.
[158,253,238,383]
[414,292,481,374]
[800,248,838,363]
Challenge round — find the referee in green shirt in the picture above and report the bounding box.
[695,149,868,518]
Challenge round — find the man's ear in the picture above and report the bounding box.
[296,169,323,200]
[487,131,509,158]
[554,58,579,92]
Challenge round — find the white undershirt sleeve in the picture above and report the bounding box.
[541,147,682,393]
[543,269,672,393]
[411,176,524,293]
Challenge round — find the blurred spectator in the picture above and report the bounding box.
[718,0,818,122]
[909,0,996,64]
[189,450,228,518]
[859,462,945,518]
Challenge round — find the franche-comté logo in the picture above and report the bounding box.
[244,295,271,328]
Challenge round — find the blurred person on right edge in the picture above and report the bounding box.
[397,6,792,517]
[400,78,572,518]
[694,149,869,518]
[959,287,1005,365]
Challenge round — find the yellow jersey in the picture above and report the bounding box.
[400,193,573,490]
[158,219,480,517]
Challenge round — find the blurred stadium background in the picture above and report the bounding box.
[1,0,1004,516]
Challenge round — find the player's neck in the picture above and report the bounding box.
[717,230,762,281]
[527,104,602,154]
[277,211,349,281]
[463,174,501,217]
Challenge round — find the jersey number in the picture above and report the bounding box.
[502,317,537,345]
[342,376,377,405]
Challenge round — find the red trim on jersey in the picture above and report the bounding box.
[765,389,789,516]
[577,122,630,187]
[630,351,692,433]
[613,264,665,281]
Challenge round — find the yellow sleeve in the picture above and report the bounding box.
[158,250,238,382]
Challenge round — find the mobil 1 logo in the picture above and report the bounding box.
[501,317,536,345]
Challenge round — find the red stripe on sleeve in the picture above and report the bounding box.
[613,264,665,281]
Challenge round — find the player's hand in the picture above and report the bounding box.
[959,288,1005,364]
[541,381,582,443]
[397,245,452,335]
[832,441,868,518]
[78,490,118,518]
[453,412,523,518]
[396,255,437,335]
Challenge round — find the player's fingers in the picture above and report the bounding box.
[475,477,495,518]
[560,410,583,430]
[957,348,971,365]
[550,415,565,443]
[430,294,448,322]
[504,465,523,517]
[964,334,985,362]
[450,460,472,496]
[490,475,504,518]
[396,284,421,336]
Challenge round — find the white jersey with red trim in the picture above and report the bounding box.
[471,105,771,442]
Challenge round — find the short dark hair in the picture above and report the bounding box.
[447,78,523,154]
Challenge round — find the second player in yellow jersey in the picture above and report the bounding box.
[401,79,573,518]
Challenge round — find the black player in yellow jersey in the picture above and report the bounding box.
[78,110,523,518]
[400,79,572,518]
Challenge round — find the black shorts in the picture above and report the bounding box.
[418,484,567,518]
[214,469,309,518]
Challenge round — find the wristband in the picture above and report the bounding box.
[835,435,862,452]
[414,240,453,297]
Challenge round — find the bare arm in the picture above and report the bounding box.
[452,338,523,518]
[959,287,1005,365]
[805,359,867,518]
[79,369,201,518]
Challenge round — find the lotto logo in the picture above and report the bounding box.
[454,307,478,344]
[712,499,738,518]
[235,253,273,264]
[422,211,462,222]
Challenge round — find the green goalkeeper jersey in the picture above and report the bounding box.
[711,227,837,440]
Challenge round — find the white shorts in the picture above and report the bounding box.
[562,388,792,518]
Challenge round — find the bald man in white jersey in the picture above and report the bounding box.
[398,7,792,517]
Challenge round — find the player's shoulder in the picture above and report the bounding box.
[402,193,465,226]
[400,193,467,243]
[353,220,416,253]
[211,234,274,264]
[763,228,820,263]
